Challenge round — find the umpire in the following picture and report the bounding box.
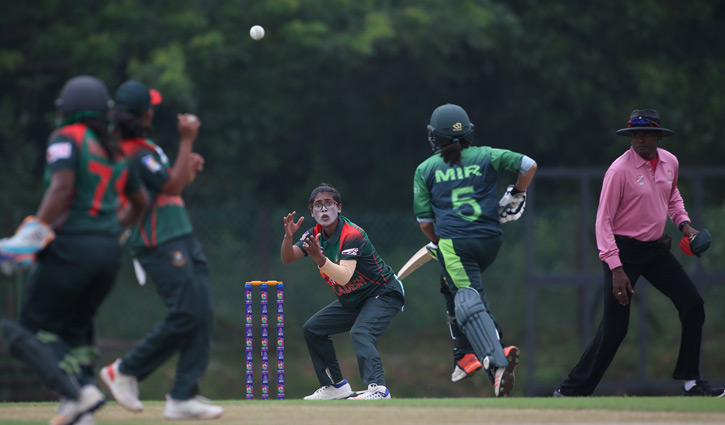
[554,109,723,397]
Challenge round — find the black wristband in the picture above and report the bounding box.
[510,186,523,196]
[678,221,691,232]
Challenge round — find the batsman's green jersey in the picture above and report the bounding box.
[45,123,137,236]
[295,215,404,309]
[120,137,193,254]
[413,146,524,238]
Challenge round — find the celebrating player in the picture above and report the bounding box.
[413,103,537,397]
[99,80,223,419]
[0,75,148,425]
[281,183,405,400]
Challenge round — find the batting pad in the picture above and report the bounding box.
[454,288,508,368]
[0,319,80,399]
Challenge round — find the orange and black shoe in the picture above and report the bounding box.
[451,353,483,382]
[493,346,520,397]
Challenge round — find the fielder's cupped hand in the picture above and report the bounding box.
[302,233,325,267]
[187,153,205,183]
[283,211,304,239]
[177,113,201,141]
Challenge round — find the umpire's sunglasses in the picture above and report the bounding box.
[628,118,660,128]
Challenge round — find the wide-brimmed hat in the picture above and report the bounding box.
[114,80,163,117]
[615,109,673,137]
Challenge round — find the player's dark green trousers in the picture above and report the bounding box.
[19,234,122,387]
[303,289,403,387]
[119,234,214,400]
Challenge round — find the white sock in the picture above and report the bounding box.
[684,380,697,391]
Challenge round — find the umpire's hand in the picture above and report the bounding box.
[611,267,633,306]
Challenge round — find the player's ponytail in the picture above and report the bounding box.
[440,133,473,167]
[113,108,148,140]
[83,116,121,162]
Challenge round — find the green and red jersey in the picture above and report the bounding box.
[295,215,402,309]
[44,123,138,236]
[120,137,193,254]
[413,146,524,239]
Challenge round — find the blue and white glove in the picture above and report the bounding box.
[0,216,55,276]
[498,185,526,224]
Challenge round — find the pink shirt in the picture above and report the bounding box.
[596,146,690,270]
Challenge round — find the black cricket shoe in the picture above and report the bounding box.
[683,380,725,397]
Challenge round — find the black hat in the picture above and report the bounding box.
[114,80,163,117]
[616,109,673,137]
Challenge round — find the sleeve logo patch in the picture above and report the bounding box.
[342,248,359,256]
[46,142,72,163]
[154,146,169,165]
[141,155,162,173]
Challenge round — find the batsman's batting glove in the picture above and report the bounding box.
[498,185,527,223]
[0,216,55,276]
[680,228,711,257]
[425,242,438,260]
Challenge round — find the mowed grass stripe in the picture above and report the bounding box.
[1,396,723,411]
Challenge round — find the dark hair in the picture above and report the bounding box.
[113,108,150,139]
[82,116,121,161]
[308,183,342,208]
[440,135,473,166]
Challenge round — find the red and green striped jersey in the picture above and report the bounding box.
[44,123,132,236]
[120,137,193,254]
[295,215,402,309]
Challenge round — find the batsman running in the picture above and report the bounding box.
[412,103,537,397]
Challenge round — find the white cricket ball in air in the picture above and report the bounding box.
[250,25,265,40]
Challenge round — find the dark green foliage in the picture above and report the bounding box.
[2,0,725,400]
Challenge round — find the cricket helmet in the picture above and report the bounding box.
[427,103,474,151]
[55,75,112,115]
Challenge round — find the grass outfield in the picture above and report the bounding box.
[1,397,724,425]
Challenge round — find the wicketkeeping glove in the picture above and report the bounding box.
[498,185,526,223]
[680,228,711,257]
[0,216,55,276]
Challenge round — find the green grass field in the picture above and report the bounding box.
[2,397,724,425]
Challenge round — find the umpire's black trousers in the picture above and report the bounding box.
[559,236,705,396]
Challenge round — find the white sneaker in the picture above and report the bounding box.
[349,383,391,400]
[74,413,95,425]
[166,394,215,403]
[303,379,355,400]
[164,396,224,420]
[49,385,105,425]
[100,359,143,412]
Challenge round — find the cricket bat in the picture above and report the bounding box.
[397,243,437,280]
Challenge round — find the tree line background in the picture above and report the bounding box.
[1,0,724,400]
